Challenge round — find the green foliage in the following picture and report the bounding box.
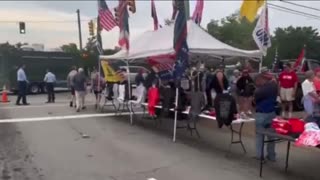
[60,43,79,54]
[207,12,257,50]
[206,12,320,67]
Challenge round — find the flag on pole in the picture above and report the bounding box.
[118,0,130,50]
[98,0,118,31]
[173,0,189,79]
[192,0,204,25]
[151,0,159,31]
[252,5,271,56]
[171,0,178,20]
[240,0,265,23]
[293,47,306,71]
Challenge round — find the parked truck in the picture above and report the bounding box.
[0,50,79,94]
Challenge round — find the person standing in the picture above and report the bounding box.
[313,68,320,93]
[73,68,87,112]
[302,70,320,117]
[91,72,106,109]
[254,71,278,161]
[205,68,215,108]
[212,65,229,95]
[16,64,29,105]
[236,69,254,115]
[67,66,77,107]
[229,69,240,100]
[44,69,56,103]
[278,63,298,118]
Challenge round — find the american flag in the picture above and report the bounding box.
[98,0,117,31]
[118,0,130,50]
[151,0,159,31]
[192,0,204,25]
[173,0,189,79]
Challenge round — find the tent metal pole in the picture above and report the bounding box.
[173,87,179,142]
[126,60,133,125]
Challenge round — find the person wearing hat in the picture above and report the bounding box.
[236,69,254,115]
[278,63,298,118]
[254,70,278,161]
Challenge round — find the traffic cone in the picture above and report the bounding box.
[1,85,10,103]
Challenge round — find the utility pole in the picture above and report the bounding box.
[76,9,83,51]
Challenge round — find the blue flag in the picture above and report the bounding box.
[173,0,189,80]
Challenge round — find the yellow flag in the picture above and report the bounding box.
[100,60,122,83]
[240,0,265,23]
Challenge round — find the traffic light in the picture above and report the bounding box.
[88,20,94,36]
[114,7,119,23]
[19,22,26,34]
[127,0,136,13]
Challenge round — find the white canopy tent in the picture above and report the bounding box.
[99,20,262,142]
[100,20,262,61]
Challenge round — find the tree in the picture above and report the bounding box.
[207,12,257,50]
[207,12,320,67]
[272,26,320,60]
[60,43,79,54]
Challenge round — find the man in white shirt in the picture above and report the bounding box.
[44,69,56,103]
[16,64,29,105]
[302,70,320,116]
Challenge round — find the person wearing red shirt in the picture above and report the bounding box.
[313,68,320,93]
[278,63,298,118]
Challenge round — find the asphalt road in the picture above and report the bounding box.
[0,93,319,180]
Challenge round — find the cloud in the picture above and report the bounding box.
[1,1,320,50]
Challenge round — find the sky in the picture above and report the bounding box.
[0,0,320,50]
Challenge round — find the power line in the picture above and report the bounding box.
[269,6,320,21]
[269,3,320,20]
[280,0,320,12]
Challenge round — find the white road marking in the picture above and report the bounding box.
[0,112,143,123]
[147,178,157,180]
[0,103,95,110]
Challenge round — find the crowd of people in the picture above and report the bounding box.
[15,61,320,161]
[15,65,106,113]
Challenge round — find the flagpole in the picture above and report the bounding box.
[97,1,103,101]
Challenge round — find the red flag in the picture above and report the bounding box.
[118,0,130,50]
[191,0,204,25]
[151,0,159,31]
[293,48,305,70]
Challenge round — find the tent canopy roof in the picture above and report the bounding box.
[100,20,262,60]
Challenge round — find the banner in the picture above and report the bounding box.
[100,60,124,82]
[252,5,271,56]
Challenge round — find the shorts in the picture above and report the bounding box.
[71,87,75,95]
[280,87,295,102]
